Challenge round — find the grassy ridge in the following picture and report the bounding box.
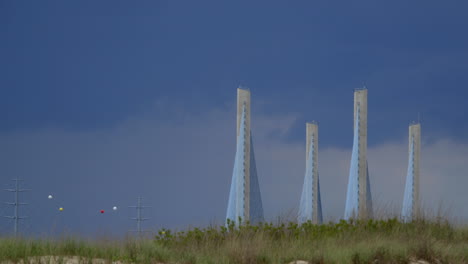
[1,219,468,263]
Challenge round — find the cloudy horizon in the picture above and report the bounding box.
[1,99,467,236]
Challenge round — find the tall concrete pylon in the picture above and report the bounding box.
[345,88,373,220]
[298,122,323,224]
[226,88,264,225]
[401,123,421,222]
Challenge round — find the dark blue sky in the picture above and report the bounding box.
[2,0,468,145]
[1,1,468,236]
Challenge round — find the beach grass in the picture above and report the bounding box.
[1,218,467,263]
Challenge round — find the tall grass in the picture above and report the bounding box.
[1,218,468,263]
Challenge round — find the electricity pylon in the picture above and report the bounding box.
[129,197,151,236]
[3,179,30,237]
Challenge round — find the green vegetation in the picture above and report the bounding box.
[1,219,468,263]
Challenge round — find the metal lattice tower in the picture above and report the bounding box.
[129,197,151,236]
[3,179,30,237]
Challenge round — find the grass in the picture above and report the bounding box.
[1,218,468,263]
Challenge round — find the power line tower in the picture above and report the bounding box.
[128,197,151,236]
[3,179,30,237]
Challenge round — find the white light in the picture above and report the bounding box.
[48,195,53,199]
[113,206,117,211]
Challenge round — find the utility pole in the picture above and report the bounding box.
[3,179,30,237]
[129,197,151,236]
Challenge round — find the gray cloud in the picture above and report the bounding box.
[1,103,467,236]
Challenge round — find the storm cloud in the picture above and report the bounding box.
[1,102,467,236]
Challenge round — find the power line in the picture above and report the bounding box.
[3,179,30,237]
[128,197,151,236]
